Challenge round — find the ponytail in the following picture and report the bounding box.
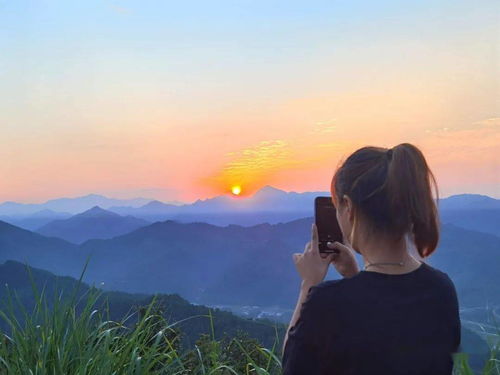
[331,143,440,258]
[388,144,440,257]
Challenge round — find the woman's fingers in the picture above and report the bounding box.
[311,223,319,253]
[321,252,335,264]
[325,241,360,277]
[327,241,348,252]
[319,252,329,259]
[327,242,347,263]
[304,241,312,253]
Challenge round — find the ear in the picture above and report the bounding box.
[343,194,355,222]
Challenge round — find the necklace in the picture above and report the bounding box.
[364,261,405,270]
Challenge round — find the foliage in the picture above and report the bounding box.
[0,269,282,374]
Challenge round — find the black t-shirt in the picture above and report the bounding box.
[282,261,461,375]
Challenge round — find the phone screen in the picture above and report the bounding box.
[314,196,343,253]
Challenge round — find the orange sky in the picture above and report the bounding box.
[1,1,498,203]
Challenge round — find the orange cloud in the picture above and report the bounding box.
[200,140,297,196]
[199,122,358,197]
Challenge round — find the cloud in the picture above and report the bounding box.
[200,139,303,193]
[310,118,337,134]
[221,139,295,179]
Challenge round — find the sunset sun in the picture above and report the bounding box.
[231,185,242,196]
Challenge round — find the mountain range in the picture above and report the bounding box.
[107,185,323,226]
[0,194,154,216]
[2,188,499,237]
[37,206,150,244]
[1,212,498,314]
[0,209,72,230]
[436,194,500,238]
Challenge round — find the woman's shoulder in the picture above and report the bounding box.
[307,275,362,301]
[314,278,351,291]
[420,262,460,301]
[310,263,459,298]
[313,269,374,291]
[419,262,459,291]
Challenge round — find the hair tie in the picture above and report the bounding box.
[386,149,393,160]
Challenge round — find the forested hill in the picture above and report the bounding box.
[0,260,284,349]
[1,217,499,311]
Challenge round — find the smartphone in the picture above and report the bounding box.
[314,196,343,253]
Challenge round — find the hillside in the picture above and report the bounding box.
[37,206,150,244]
[0,259,491,373]
[80,218,500,311]
[436,194,500,238]
[0,209,71,230]
[2,216,499,315]
[0,260,284,349]
[0,220,83,277]
[439,208,500,238]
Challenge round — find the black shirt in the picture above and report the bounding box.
[282,261,461,375]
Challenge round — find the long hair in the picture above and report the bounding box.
[331,143,440,258]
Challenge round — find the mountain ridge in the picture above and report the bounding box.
[36,207,150,244]
[2,215,498,312]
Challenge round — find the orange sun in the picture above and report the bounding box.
[231,185,242,196]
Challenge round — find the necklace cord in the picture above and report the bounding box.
[364,261,405,270]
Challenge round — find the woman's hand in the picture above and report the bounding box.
[327,241,360,278]
[292,223,334,287]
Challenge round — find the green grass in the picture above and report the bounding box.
[453,306,500,375]
[0,268,282,375]
[0,267,497,374]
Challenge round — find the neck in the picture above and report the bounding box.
[356,232,420,274]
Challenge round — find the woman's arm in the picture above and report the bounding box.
[282,280,315,354]
[282,223,360,355]
[282,224,333,354]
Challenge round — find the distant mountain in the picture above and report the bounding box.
[0,194,154,216]
[426,223,500,310]
[109,185,326,225]
[109,188,500,230]
[0,220,82,277]
[439,194,500,210]
[0,209,72,230]
[0,260,284,349]
[79,219,297,303]
[438,194,500,238]
[3,189,499,229]
[37,206,150,244]
[439,208,500,238]
[110,200,182,220]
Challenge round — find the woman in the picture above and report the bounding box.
[282,143,461,374]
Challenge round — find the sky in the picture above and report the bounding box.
[1,0,498,204]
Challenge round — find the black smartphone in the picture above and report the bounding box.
[314,196,343,253]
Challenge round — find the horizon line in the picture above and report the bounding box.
[1,187,498,207]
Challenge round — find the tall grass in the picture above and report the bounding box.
[0,267,497,374]
[453,348,499,375]
[0,268,282,374]
[453,305,500,375]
